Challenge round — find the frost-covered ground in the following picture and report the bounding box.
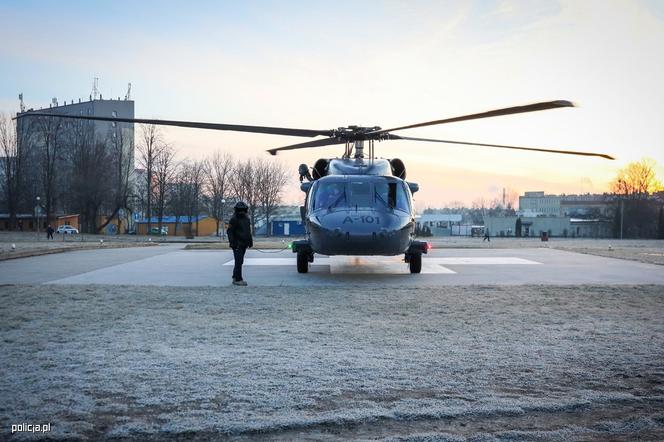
[1,284,663,440]
[427,237,664,266]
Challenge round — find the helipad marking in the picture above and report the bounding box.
[224,256,540,267]
[223,257,454,274]
[223,258,330,266]
[327,256,455,274]
[427,257,540,265]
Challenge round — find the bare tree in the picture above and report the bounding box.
[505,188,519,210]
[255,158,289,236]
[169,163,188,236]
[471,197,488,210]
[203,151,234,236]
[153,144,177,234]
[0,113,28,229]
[33,115,65,226]
[229,158,261,231]
[611,158,663,199]
[174,160,205,237]
[447,200,465,209]
[96,121,135,233]
[68,120,113,233]
[137,124,164,232]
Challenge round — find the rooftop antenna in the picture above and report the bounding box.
[92,77,100,100]
[18,93,25,113]
[125,82,132,100]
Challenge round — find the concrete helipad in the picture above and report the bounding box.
[0,244,662,286]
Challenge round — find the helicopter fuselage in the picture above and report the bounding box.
[300,158,417,256]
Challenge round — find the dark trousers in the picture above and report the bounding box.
[232,247,247,281]
[47,232,53,240]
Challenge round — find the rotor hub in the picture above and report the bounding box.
[333,125,382,141]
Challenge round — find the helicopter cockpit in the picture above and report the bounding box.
[311,177,411,213]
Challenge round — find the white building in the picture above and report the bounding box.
[416,214,463,236]
[518,191,561,216]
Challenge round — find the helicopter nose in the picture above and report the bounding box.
[310,210,413,255]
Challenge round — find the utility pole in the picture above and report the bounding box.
[35,196,41,237]
[221,198,226,239]
[620,199,624,240]
[618,179,625,240]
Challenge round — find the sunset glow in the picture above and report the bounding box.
[2,0,663,207]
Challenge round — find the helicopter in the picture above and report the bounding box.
[17,100,614,273]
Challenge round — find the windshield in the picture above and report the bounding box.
[313,179,410,212]
[313,181,347,210]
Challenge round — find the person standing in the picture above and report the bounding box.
[226,201,253,286]
[46,224,55,240]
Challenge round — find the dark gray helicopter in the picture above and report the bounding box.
[18,100,614,273]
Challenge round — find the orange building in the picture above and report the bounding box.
[136,215,220,237]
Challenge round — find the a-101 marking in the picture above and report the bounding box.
[343,215,380,224]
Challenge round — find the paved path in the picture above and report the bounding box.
[1,244,663,286]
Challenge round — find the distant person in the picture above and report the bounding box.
[46,224,54,240]
[227,201,253,286]
[18,220,23,231]
[483,229,490,242]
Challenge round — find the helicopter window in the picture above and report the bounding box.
[395,182,410,212]
[375,181,410,212]
[348,181,372,207]
[313,180,410,211]
[313,181,346,210]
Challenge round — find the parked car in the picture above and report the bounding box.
[149,227,168,236]
[56,225,79,234]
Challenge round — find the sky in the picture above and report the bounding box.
[1,0,663,209]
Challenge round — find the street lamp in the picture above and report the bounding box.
[220,198,226,239]
[35,196,41,236]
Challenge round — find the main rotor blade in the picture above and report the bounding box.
[387,134,615,160]
[15,112,334,138]
[370,100,575,135]
[267,137,346,155]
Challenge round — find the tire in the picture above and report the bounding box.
[297,253,309,273]
[409,253,422,274]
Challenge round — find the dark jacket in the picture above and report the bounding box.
[227,212,253,249]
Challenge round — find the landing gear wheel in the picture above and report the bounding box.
[297,253,309,273]
[409,253,422,274]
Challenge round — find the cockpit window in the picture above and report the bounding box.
[313,181,346,210]
[375,181,410,212]
[349,181,372,207]
[313,179,410,212]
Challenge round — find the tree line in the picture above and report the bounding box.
[0,112,134,233]
[134,124,289,236]
[0,114,290,235]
